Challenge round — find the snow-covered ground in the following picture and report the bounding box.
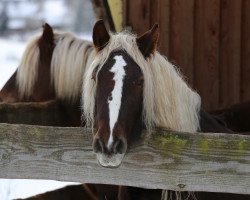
[0,37,23,89]
[0,179,80,200]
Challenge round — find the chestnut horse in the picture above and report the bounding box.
[0,23,94,103]
[0,23,94,126]
[81,20,248,200]
[0,23,55,103]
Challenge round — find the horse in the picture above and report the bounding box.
[0,23,94,126]
[0,23,55,103]
[6,21,248,200]
[82,20,234,167]
[81,20,248,200]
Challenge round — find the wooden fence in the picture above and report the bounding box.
[0,101,79,127]
[121,0,250,111]
[0,123,249,194]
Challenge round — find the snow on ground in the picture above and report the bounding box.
[0,38,23,90]
[0,179,80,200]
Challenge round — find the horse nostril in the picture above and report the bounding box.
[93,138,104,153]
[113,139,126,154]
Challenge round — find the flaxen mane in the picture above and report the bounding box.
[16,35,40,98]
[16,30,94,101]
[82,31,201,133]
[51,32,94,102]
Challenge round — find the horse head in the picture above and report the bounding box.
[83,20,159,167]
[0,23,55,102]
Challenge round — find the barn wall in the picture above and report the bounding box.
[122,0,250,111]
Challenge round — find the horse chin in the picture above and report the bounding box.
[96,153,125,168]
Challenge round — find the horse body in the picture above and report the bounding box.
[211,101,250,132]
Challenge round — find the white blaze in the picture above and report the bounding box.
[107,55,127,148]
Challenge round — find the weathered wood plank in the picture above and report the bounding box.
[158,0,170,57]
[219,0,242,108]
[91,0,115,31]
[169,0,194,86]
[0,101,81,126]
[126,0,151,34]
[194,0,220,110]
[0,123,249,194]
[241,0,250,101]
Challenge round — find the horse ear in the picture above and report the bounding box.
[136,23,159,58]
[93,20,110,51]
[42,23,54,45]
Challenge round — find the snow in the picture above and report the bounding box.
[6,1,70,29]
[42,1,70,27]
[0,38,23,90]
[0,179,80,200]
[7,2,38,19]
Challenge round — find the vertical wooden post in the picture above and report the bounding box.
[241,0,250,102]
[219,0,242,108]
[194,0,220,110]
[169,0,195,86]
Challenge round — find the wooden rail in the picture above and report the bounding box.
[0,101,81,126]
[0,123,249,194]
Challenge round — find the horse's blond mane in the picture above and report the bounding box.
[51,32,94,102]
[16,35,40,98]
[83,31,201,132]
[16,30,94,101]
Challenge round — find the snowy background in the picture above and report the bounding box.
[0,0,94,199]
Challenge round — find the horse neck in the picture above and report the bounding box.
[51,33,94,102]
[0,71,19,102]
[143,53,201,132]
[29,37,56,102]
[199,110,233,133]
[0,65,55,103]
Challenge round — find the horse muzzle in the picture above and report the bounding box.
[93,136,127,167]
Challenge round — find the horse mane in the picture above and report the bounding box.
[83,31,201,132]
[16,35,40,98]
[16,30,94,101]
[51,32,94,102]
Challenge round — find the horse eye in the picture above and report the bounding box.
[138,78,144,86]
[132,78,144,86]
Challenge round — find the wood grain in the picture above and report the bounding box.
[0,123,249,194]
[0,100,80,127]
[170,0,195,86]
[219,0,242,108]
[194,0,220,111]
[158,0,170,57]
[241,0,250,101]
[126,0,151,34]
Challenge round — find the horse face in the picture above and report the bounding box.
[93,50,144,167]
[90,20,159,167]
